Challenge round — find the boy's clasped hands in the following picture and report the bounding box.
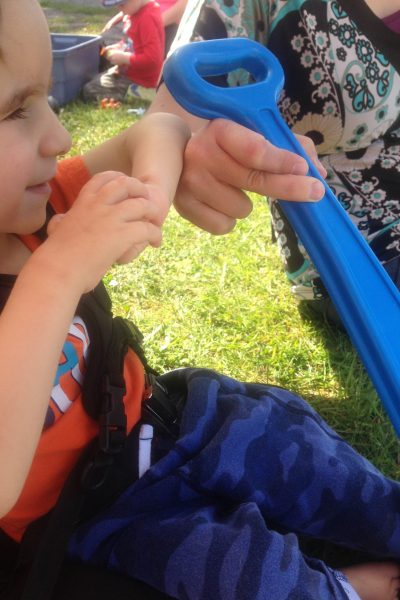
[45,171,168,293]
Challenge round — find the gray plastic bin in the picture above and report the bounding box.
[50,34,102,105]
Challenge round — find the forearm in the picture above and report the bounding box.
[162,0,187,27]
[128,113,190,201]
[83,112,190,203]
[112,11,124,25]
[148,83,207,132]
[0,251,82,517]
[105,10,123,29]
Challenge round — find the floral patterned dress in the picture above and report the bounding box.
[174,0,400,301]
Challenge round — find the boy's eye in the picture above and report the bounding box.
[6,107,28,121]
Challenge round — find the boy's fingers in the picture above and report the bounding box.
[46,213,65,236]
[117,222,162,264]
[132,221,162,248]
[116,196,162,225]
[79,170,124,194]
[102,176,149,205]
[79,172,149,204]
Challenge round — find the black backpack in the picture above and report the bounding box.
[0,281,173,600]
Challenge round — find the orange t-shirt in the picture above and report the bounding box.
[0,157,145,542]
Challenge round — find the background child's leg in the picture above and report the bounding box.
[82,68,131,102]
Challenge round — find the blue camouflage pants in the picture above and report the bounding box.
[69,369,400,599]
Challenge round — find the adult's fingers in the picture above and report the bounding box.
[189,120,325,201]
[246,170,325,201]
[295,134,327,177]
[174,183,252,235]
[213,121,327,177]
[211,119,310,176]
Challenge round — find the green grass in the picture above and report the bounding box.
[40,1,114,34]
[59,103,400,479]
[46,0,400,478]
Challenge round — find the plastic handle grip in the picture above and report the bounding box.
[164,38,400,435]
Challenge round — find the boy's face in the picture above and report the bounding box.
[0,0,71,236]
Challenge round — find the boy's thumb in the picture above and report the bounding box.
[47,213,65,236]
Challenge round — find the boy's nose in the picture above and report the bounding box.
[41,103,72,158]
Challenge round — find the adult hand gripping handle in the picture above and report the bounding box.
[163,37,400,436]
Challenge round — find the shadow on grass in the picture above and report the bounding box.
[297,301,399,478]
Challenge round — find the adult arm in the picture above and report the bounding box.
[102,10,124,32]
[162,0,188,27]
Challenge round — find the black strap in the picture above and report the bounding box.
[14,285,143,600]
[18,442,97,600]
[78,284,156,422]
[142,374,180,440]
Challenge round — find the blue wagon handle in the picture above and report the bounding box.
[163,37,400,436]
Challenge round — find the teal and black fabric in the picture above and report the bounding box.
[173,0,400,306]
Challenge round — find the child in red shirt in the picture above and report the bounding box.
[83,0,165,103]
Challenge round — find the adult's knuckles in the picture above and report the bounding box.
[213,120,265,163]
[240,135,268,167]
[185,135,213,165]
[180,165,210,192]
[173,191,195,218]
[246,168,270,193]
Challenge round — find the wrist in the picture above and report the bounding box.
[128,113,191,203]
[25,243,86,302]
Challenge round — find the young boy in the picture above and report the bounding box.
[83,0,164,103]
[0,1,399,599]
